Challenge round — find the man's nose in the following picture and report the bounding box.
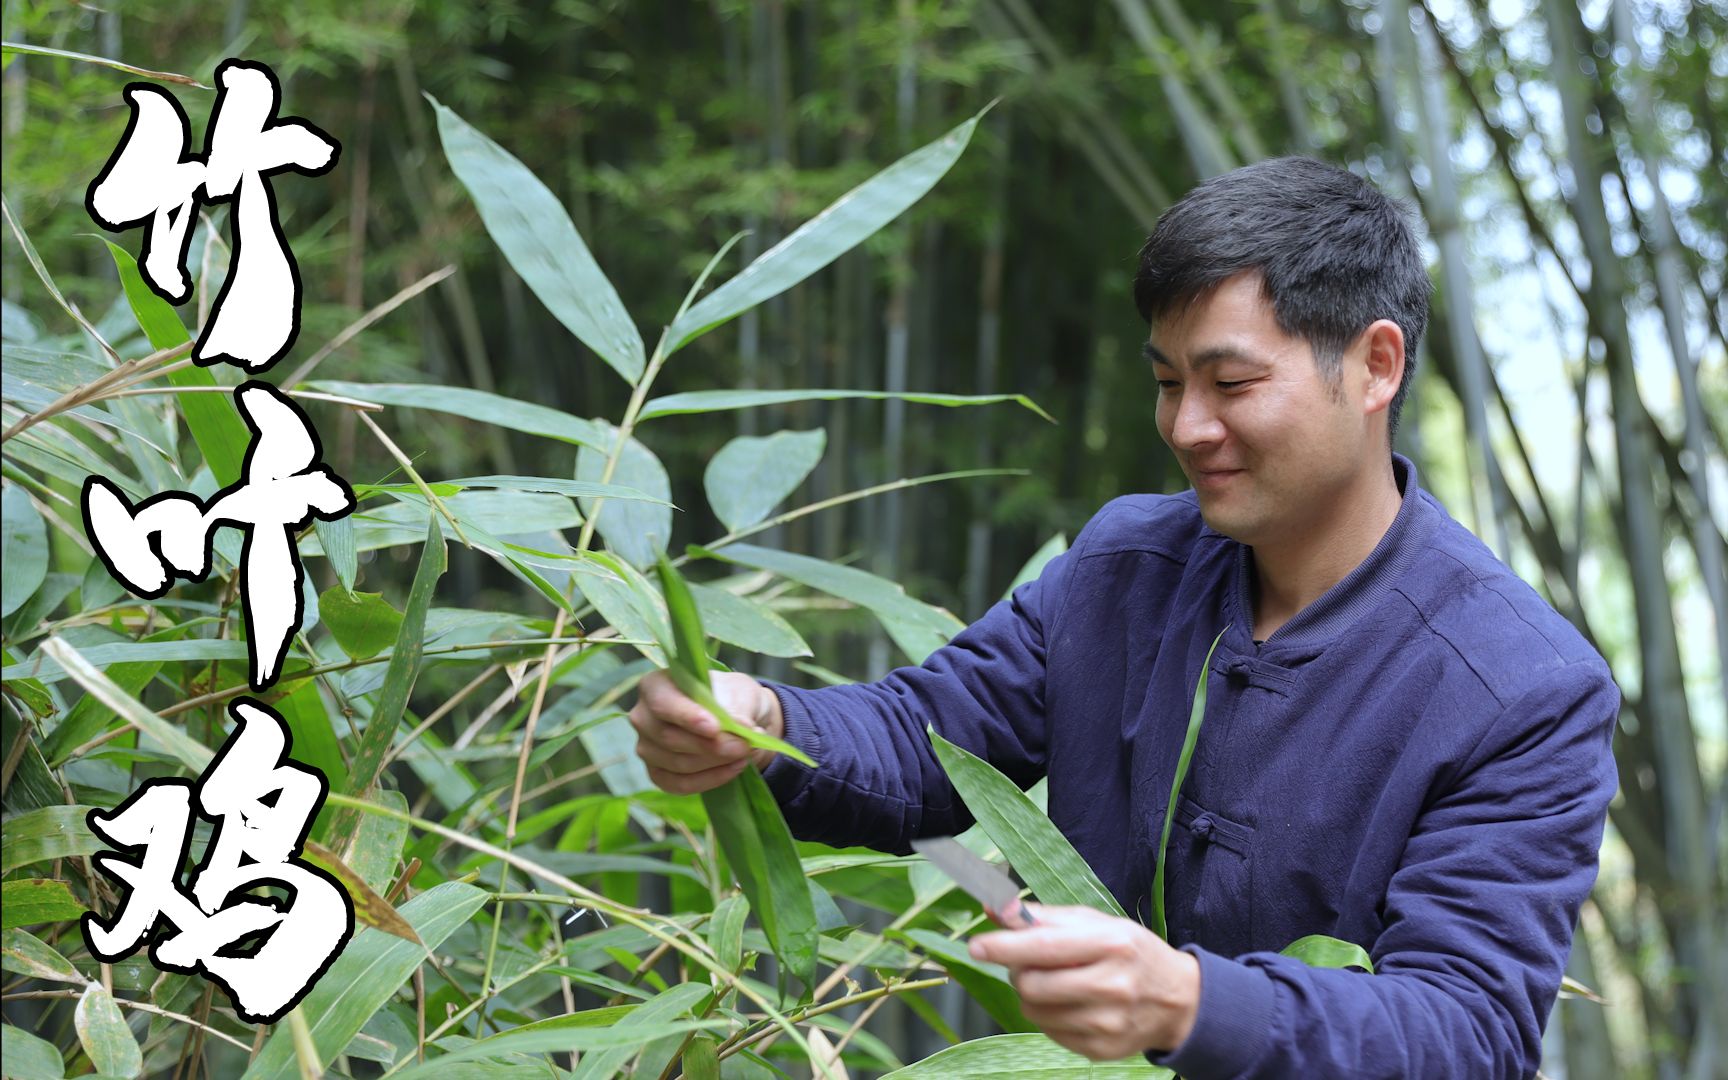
[1169,390,1224,450]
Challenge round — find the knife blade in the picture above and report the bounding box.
[910,836,1035,927]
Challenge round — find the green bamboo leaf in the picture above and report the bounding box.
[1,928,83,984]
[428,473,670,505]
[341,515,445,803]
[75,983,142,1078]
[1002,534,1067,602]
[664,107,990,355]
[5,639,248,684]
[702,429,826,533]
[302,839,420,945]
[1279,934,1375,973]
[883,1033,1172,1078]
[319,589,404,660]
[0,880,88,929]
[687,581,811,659]
[927,728,1124,917]
[577,421,672,569]
[1,481,47,619]
[429,96,644,383]
[1151,630,1226,939]
[424,1019,725,1073]
[642,387,1055,424]
[700,767,818,990]
[37,637,212,771]
[1,1022,65,1079]
[708,894,749,974]
[103,240,248,487]
[898,929,1035,1034]
[683,1034,721,1080]
[567,982,714,1080]
[243,882,488,1080]
[652,554,813,765]
[313,516,358,592]
[341,790,411,892]
[306,381,608,449]
[274,678,350,794]
[692,543,963,665]
[0,42,207,86]
[299,490,582,556]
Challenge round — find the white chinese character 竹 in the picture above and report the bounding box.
[86,58,339,372]
[82,700,353,1024]
[81,381,354,690]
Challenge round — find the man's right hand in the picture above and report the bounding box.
[628,670,788,794]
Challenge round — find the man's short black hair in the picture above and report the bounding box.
[1132,157,1432,447]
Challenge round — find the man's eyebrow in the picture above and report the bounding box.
[1141,341,1265,368]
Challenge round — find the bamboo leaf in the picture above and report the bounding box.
[306,381,609,449]
[700,767,819,990]
[652,554,813,765]
[641,387,1054,424]
[687,581,812,659]
[302,840,421,945]
[0,1022,65,1079]
[664,108,990,355]
[567,983,713,1080]
[683,1034,721,1080]
[1,928,83,984]
[341,515,445,803]
[577,421,673,569]
[0,42,207,87]
[0,806,101,875]
[1279,934,1375,973]
[319,589,403,660]
[430,97,644,383]
[693,543,963,665]
[0,879,88,929]
[103,240,248,487]
[898,929,1035,1033]
[883,1033,1172,1077]
[242,882,488,1080]
[708,894,749,974]
[1002,534,1066,602]
[927,728,1124,917]
[5,639,248,684]
[703,429,826,533]
[1,481,47,618]
[75,983,142,1079]
[39,637,212,771]
[313,516,358,593]
[1151,630,1225,939]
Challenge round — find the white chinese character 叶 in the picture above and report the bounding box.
[86,58,340,372]
[82,699,353,1024]
[80,381,355,690]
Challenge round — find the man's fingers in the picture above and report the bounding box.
[645,758,748,795]
[631,706,747,758]
[636,671,726,737]
[1013,964,1127,1006]
[969,924,1123,969]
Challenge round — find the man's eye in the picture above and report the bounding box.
[1217,381,1247,391]
[1156,380,1179,390]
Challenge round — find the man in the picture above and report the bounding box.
[630,157,1619,1078]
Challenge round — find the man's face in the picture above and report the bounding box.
[1147,272,1383,548]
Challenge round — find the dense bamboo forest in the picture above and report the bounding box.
[1,0,1723,1077]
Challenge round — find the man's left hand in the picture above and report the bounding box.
[969,903,1201,1061]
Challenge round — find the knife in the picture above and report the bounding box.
[910,836,1036,927]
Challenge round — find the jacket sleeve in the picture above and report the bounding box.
[755,504,1112,854]
[1149,659,1620,1079]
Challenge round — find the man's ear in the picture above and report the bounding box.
[1358,319,1405,420]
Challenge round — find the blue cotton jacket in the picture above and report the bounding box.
[759,453,1619,1079]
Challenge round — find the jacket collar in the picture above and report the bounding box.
[1208,452,1433,654]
